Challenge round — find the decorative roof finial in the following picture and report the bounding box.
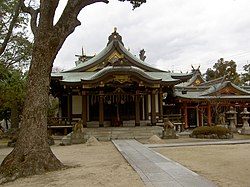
[81,47,84,56]
[191,65,201,74]
[107,28,124,46]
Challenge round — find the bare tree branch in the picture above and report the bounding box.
[53,0,109,53]
[19,0,39,35]
[55,0,109,29]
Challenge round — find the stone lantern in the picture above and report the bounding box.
[240,108,250,135]
[226,106,237,132]
[241,108,250,127]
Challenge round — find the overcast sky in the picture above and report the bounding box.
[54,0,250,74]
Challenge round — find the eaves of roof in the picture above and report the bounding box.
[51,66,189,86]
[175,91,250,100]
[81,66,161,84]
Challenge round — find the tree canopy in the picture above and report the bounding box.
[241,63,250,86]
[0,65,26,128]
[205,58,241,85]
[0,0,32,69]
[0,0,31,129]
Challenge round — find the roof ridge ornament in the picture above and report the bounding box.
[107,27,124,46]
[139,49,146,61]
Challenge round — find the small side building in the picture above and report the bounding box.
[175,70,250,128]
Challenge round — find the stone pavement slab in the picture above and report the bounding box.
[145,139,250,148]
[112,140,217,187]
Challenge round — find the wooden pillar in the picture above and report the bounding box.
[87,95,90,122]
[151,90,157,125]
[67,94,72,125]
[99,92,104,127]
[141,96,145,120]
[145,95,149,120]
[196,107,200,127]
[158,89,163,121]
[184,102,188,128]
[82,91,87,127]
[198,108,203,127]
[58,97,62,118]
[135,93,140,126]
[207,103,211,126]
[64,128,68,135]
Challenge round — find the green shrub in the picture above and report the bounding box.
[192,126,230,136]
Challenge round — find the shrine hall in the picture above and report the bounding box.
[50,28,192,129]
[50,29,250,132]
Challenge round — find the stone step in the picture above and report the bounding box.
[81,126,163,141]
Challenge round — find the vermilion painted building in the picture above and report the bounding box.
[175,70,250,128]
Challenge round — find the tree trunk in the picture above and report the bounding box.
[0,0,144,183]
[0,32,64,183]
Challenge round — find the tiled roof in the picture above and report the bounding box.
[176,80,250,100]
[52,30,192,85]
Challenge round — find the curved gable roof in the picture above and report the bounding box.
[176,80,250,100]
[64,30,165,73]
[52,29,193,86]
[202,81,250,96]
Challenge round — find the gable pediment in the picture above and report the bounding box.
[108,50,123,63]
[186,71,206,87]
[191,77,205,86]
[219,87,239,95]
[86,50,133,72]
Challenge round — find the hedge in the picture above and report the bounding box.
[191,126,230,136]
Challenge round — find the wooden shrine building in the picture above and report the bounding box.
[50,29,192,129]
[175,70,250,128]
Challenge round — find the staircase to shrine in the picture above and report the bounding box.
[82,126,163,141]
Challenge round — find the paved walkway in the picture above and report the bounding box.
[112,140,217,187]
[146,139,250,148]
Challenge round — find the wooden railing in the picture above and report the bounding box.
[47,117,77,127]
[47,117,77,135]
